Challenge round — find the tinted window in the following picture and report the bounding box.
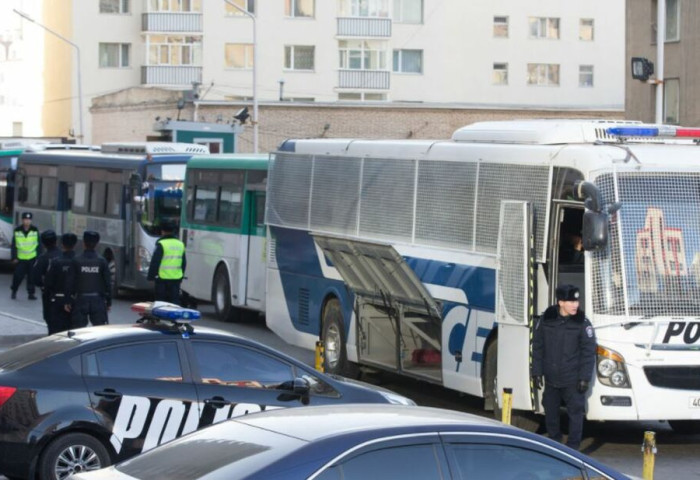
[90,182,106,214]
[27,176,40,205]
[40,177,56,207]
[191,342,293,388]
[106,183,122,216]
[87,342,182,381]
[317,444,443,480]
[445,443,584,480]
[193,186,217,223]
[0,336,79,371]
[219,187,241,226]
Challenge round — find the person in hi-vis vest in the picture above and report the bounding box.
[148,220,186,305]
[10,212,41,300]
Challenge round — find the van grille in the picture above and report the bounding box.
[644,366,700,390]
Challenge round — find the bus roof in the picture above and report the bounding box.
[188,153,269,170]
[101,142,209,155]
[18,149,195,169]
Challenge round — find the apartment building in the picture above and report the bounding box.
[45,0,625,145]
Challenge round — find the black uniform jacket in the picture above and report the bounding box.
[32,246,61,290]
[531,306,597,388]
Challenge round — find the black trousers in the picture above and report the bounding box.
[155,280,182,305]
[41,290,51,325]
[49,299,72,334]
[11,259,35,294]
[72,296,108,327]
[543,384,586,449]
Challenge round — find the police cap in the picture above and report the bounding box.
[556,284,580,302]
[83,230,100,244]
[40,230,57,245]
[61,233,78,248]
[21,212,32,220]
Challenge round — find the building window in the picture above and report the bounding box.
[225,43,254,69]
[99,43,130,68]
[393,0,422,24]
[664,78,680,124]
[392,49,422,73]
[12,122,22,137]
[579,18,594,41]
[284,45,315,70]
[339,0,389,18]
[527,63,560,86]
[652,0,680,42]
[225,0,255,16]
[148,0,201,12]
[339,40,386,70]
[493,16,508,38]
[148,35,202,66]
[338,92,387,101]
[99,0,129,13]
[493,63,508,85]
[528,17,560,39]
[285,0,314,17]
[579,65,594,87]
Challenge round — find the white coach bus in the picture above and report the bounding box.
[265,120,700,431]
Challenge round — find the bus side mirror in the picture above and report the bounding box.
[582,211,608,251]
[18,187,27,203]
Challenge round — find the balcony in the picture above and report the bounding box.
[142,12,202,33]
[337,17,391,37]
[141,66,202,86]
[338,69,390,90]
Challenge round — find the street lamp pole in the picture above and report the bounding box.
[13,9,84,143]
[223,0,258,153]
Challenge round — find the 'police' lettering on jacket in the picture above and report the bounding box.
[81,266,100,273]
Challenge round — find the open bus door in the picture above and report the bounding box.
[244,190,266,310]
[495,200,538,414]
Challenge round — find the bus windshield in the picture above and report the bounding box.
[141,182,183,236]
[592,172,700,317]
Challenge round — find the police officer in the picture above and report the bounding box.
[72,231,111,327]
[44,233,78,334]
[31,230,61,332]
[10,212,40,300]
[531,284,596,450]
[147,220,186,304]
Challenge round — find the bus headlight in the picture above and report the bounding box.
[596,346,630,388]
[137,246,151,273]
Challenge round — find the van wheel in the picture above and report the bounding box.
[322,298,358,378]
[212,266,239,322]
[38,433,110,480]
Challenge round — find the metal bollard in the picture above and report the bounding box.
[501,388,513,425]
[642,430,657,480]
[315,341,325,373]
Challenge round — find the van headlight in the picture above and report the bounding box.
[597,346,630,388]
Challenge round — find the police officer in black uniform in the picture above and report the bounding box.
[531,284,596,450]
[10,212,41,300]
[31,230,61,332]
[147,220,187,304]
[44,233,78,334]
[72,231,111,327]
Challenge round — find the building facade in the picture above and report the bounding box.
[48,0,625,145]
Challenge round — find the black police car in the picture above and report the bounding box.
[0,303,413,480]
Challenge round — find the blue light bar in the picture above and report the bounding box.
[150,305,201,321]
[606,127,660,137]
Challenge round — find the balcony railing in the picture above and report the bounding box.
[337,17,391,37]
[141,65,202,86]
[142,12,202,32]
[338,69,390,90]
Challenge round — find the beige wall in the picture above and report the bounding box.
[91,87,619,152]
[42,0,73,138]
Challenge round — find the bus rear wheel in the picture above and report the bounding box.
[212,266,240,322]
[322,298,358,378]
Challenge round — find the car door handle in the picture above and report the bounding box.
[94,389,122,400]
[204,396,228,408]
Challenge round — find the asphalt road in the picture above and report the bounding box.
[0,264,698,479]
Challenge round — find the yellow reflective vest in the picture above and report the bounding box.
[158,238,185,280]
[15,229,38,260]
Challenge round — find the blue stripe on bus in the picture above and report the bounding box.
[476,327,491,338]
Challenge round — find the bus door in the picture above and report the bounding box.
[244,190,266,310]
[553,201,585,308]
[312,234,443,383]
[495,201,537,412]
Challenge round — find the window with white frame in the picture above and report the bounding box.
[527,63,560,86]
[148,0,201,12]
[528,17,560,39]
[579,18,594,41]
[392,49,422,73]
[492,63,508,85]
[148,35,202,66]
[338,92,387,101]
[99,0,129,13]
[339,40,387,70]
[284,45,315,70]
[666,0,680,41]
[99,43,130,68]
[339,0,389,18]
[664,78,680,124]
[225,43,254,69]
[225,0,255,16]
[493,16,508,38]
[393,0,422,23]
[285,0,314,17]
[579,65,594,87]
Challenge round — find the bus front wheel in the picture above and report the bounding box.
[322,298,358,378]
[212,267,240,322]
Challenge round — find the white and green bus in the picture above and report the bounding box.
[180,154,268,321]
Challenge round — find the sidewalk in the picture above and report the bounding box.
[0,311,46,348]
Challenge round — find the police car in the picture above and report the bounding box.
[0,303,414,480]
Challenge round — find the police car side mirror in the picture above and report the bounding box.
[582,210,608,251]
